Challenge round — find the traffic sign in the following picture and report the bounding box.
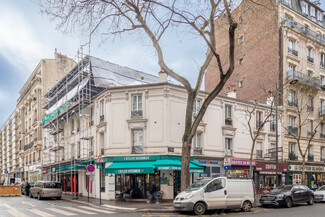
[4,170,8,175]
[224,166,231,170]
[87,164,95,173]
[96,155,105,164]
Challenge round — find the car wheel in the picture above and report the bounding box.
[307,196,314,206]
[193,202,206,215]
[38,193,42,200]
[285,197,293,208]
[29,192,33,198]
[242,200,252,212]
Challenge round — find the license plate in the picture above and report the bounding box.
[174,203,181,207]
[263,201,272,204]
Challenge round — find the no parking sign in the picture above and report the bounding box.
[87,164,95,173]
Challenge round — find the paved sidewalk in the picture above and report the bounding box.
[62,194,174,212]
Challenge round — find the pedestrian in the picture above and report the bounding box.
[25,179,30,196]
[147,181,159,204]
[121,186,131,202]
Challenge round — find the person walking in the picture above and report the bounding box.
[25,179,30,196]
[147,181,159,204]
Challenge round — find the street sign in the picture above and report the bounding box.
[224,157,231,166]
[4,170,8,175]
[86,172,95,176]
[224,166,231,170]
[96,155,105,164]
[268,147,283,153]
[87,164,95,173]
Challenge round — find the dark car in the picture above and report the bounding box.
[21,182,34,196]
[259,184,314,208]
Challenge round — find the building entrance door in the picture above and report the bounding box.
[174,171,181,198]
[130,174,145,198]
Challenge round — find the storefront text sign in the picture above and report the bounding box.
[255,161,288,174]
[231,159,256,166]
[224,158,231,166]
[198,160,220,165]
[289,164,325,172]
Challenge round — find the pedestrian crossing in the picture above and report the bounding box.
[0,205,118,216]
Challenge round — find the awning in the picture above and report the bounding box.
[105,161,156,174]
[154,160,205,173]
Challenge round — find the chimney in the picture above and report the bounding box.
[313,0,321,7]
[159,70,168,83]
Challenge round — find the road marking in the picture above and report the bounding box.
[3,204,28,217]
[64,207,96,215]
[29,208,54,217]
[22,201,36,207]
[46,207,77,216]
[102,204,137,210]
[79,206,115,214]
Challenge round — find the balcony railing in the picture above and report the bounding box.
[308,155,314,162]
[288,47,298,56]
[282,18,325,47]
[289,153,298,160]
[225,118,232,126]
[131,110,143,118]
[288,70,321,88]
[320,106,325,116]
[132,145,143,154]
[288,100,297,107]
[225,149,232,157]
[24,142,34,151]
[308,56,314,63]
[99,115,105,122]
[288,126,298,136]
[307,106,314,111]
[256,150,263,159]
[193,147,202,155]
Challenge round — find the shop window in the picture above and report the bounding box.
[212,167,220,174]
[131,94,143,117]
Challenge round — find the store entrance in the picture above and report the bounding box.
[174,171,181,198]
[130,174,145,198]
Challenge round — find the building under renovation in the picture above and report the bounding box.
[41,55,158,196]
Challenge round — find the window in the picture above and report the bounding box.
[77,119,80,132]
[71,144,75,158]
[289,142,296,156]
[238,35,244,45]
[238,80,244,88]
[225,138,232,156]
[71,119,75,134]
[193,99,201,118]
[132,129,143,154]
[308,145,313,156]
[288,39,296,50]
[321,53,325,67]
[307,47,314,62]
[307,96,314,111]
[131,94,143,117]
[238,57,243,65]
[100,133,104,155]
[288,90,296,106]
[225,105,232,125]
[256,142,263,158]
[321,124,325,138]
[307,120,313,136]
[321,147,325,161]
[310,6,316,19]
[100,100,104,116]
[256,111,263,128]
[270,114,276,132]
[77,142,81,158]
[206,178,226,192]
[193,133,201,148]
[302,2,307,14]
[288,64,296,79]
[289,116,296,127]
[100,167,105,192]
[317,11,322,22]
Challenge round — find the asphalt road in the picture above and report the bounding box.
[1,196,325,217]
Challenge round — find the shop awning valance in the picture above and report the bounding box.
[154,160,205,173]
[105,161,156,174]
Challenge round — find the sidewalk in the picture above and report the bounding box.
[62,194,174,212]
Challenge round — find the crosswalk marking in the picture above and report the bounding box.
[102,204,137,210]
[29,208,54,217]
[46,207,77,216]
[3,204,28,217]
[79,206,115,214]
[64,207,96,215]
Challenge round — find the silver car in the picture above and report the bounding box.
[315,186,325,202]
[30,181,62,200]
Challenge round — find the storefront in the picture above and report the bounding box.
[193,158,225,180]
[224,158,255,178]
[103,155,205,200]
[287,164,325,190]
[254,161,288,194]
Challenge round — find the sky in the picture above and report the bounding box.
[0,0,206,127]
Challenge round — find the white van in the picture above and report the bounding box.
[173,177,255,215]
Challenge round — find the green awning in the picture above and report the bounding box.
[105,161,156,174]
[154,160,205,173]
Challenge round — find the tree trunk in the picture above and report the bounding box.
[249,140,255,179]
[302,157,306,185]
[181,140,191,191]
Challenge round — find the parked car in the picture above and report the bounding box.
[30,181,62,200]
[173,177,255,215]
[21,182,34,196]
[314,186,325,202]
[259,184,314,208]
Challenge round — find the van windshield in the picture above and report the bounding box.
[185,179,211,191]
[44,182,61,189]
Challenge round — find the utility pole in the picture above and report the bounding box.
[99,164,102,205]
[275,83,279,187]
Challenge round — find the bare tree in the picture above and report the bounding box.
[282,87,321,185]
[246,99,274,178]
[41,0,239,190]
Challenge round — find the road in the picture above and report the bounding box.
[1,196,325,217]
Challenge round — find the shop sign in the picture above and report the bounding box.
[224,158,232,166]
[289,164,325,172]
[198,160,220,165]
[255,161,288,174]
[231,159,256,166]
[41,170,47,174]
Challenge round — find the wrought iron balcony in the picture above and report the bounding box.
[288,100,297,107]
[308,56,314,63]
[256,150,263,159]
[308,155,314,162]
[288,126,298,136]
[307,106,314,111]
[288,48,298,56]
[193,147,202,155]
[289,153,298,160]
[132,145,143,154]
[131,110,143,118]
[287,70,321,88]
[24,142,34,151]
[320,133,325,138]
[99,115,105,122]
[225,118,232,126]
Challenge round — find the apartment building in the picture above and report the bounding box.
[0,110,20,183]
[91,79,282,200]
[206,0,325,188]
[16,50,75,182]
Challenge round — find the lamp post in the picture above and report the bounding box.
[275,83,279,187]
